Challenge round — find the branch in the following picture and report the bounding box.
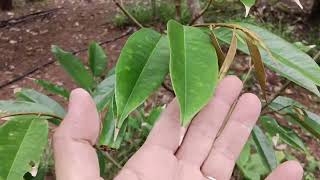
[0,112,63,120]
[0,28,133,90]
[188,0,213,25]
[261,80,292,112]
[112,0,143,28]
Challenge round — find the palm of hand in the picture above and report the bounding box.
[53,76,303,180]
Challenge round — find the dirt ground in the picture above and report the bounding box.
[0,0,320,178]
[0,0,129,101]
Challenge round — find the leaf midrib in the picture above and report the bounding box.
[183,27,187,123]
[6,118,35,179]
[120,35,162,120]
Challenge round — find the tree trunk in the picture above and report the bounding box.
[187,0,203,24]
[1,0,13,11]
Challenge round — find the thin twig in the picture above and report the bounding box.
[243,65,254,85]
[0,28,133,90]
[112,0,143,28]
[0,112,63,120]
[162,82,175,95]
[261,105,292,115]
[188,0,213,25]
[261,80,292,112]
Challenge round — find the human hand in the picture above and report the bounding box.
[53,76,304,180]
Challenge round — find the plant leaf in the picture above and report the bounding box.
[168,20,219,126]
[99,101,116,146]
[260,116,306,152]
[89,42,108,77]
[112,118,128,149]
[270,96,320,139]
[245,36,267,101]
[252,125,278,171]
[210,31,225,68]
[0,101,57,118]
[219,30,237,80]
[0,116,48,180]
[93,74,115,111]
[115,28,170,124]
[51,46,94,91]
[214,24,320,96]
[15,89,66,118]
[240,0,256,17]
[35,79,70,99]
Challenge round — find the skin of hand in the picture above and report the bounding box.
[53,76,304,180]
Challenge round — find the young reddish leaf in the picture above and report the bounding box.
[218,30,237,80]
[245,36,267,101]
[210,31,225,68]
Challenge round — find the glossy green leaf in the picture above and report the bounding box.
[51,46,94,91]
[270,96,320,139]
[93,74,115,111]
[260,116,306,151]
[99,101,116,146]
[89,42,108,77]
[252,126,278,171]
[35,79,70,99]
[240,0,256,17]
[115,28,170,123]
[0,116,48,180]
[168,20,218,126]
[214,24,320,97]
[15,89,66,118]
[0,101,57,118]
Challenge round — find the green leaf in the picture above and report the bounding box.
[112,119,128,149]
[214,24,320,97]
[89,42,108,77]
[99,101,116,146]
[93,74,115,111]
[0,116,48,180]
[260,116,306,152]
[240,0,256,17]
[35,79,70,99]
[167,20,219,126]
[0,101,57,118]
[115,28,170,124]
[15,89,66,118]
[270,96,320,139]
[51,46,94,91]
[252,125,278,171]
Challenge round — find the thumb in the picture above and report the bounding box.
[53,88,102,180]
[56,88,100,144]
[265,160,303,180]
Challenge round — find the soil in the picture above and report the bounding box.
[0,0,320,179]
